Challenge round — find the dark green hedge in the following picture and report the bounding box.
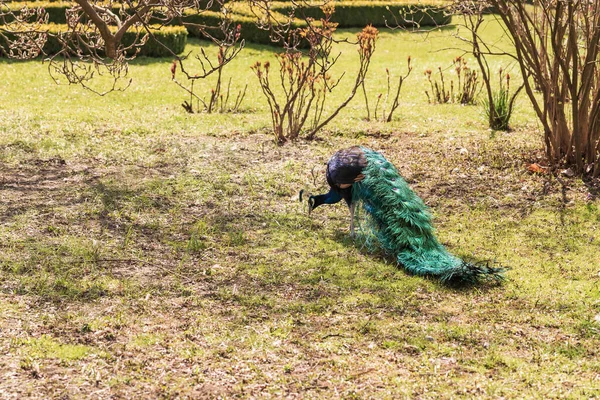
[1,24,187,57]
[182,10,309,47]
[4,1,226,20]
[5,1,450,29]
[271,1,450,28]
[134,26,188,56]
[4,2,73,24]
[4,1,230,24]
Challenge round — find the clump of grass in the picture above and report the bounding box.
[11,335,96,361]
[482,69,522,131]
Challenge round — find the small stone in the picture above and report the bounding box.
[459,148,469,156]
[403,344,420,354]
[561,168,575,177]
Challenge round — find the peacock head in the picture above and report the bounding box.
[299,189,315,215]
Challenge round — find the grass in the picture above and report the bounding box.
[1,16,600,398]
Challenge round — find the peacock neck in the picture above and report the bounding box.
[312,189,343,209]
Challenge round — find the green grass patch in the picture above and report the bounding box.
[10,335,98,361]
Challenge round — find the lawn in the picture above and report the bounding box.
[1,16,599,398]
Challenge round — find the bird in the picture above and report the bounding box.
[300,146,505,284]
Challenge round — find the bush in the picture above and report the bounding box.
[132,26,188,57]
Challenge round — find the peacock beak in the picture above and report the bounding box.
[299,190,314,215]
[308,197,315,216]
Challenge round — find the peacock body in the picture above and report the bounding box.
[304,146,504,283]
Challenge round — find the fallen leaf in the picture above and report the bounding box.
[527,163,548,174]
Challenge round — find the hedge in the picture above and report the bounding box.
[4,1,231,24]
[5,0,451,28]
[129,25,188,57]
[3,1,450,49]
[4,2,223,25]
[1,23,187,57]
[182,10,310,47]
[4,2,73,24]
[270,1,451,28]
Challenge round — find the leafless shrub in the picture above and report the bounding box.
[251,7,378,144]
[453,56,480,105]
[425,67,451,104]
[369,57,413,122]
[171,25,246,114]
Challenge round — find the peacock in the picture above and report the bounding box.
[300,146,505,284]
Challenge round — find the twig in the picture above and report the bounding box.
[358,313,375,333]
[321,333,350,340]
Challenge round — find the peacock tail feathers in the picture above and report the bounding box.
[352,147,505,283]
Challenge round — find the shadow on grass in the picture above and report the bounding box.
[583,176,600,200]
[0,158,74,219]
[0,162,178,303]
[0,157,501,314]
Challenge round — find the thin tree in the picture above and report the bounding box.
[477,0,600,176]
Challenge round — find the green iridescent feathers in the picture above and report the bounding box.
[352,147,504,283]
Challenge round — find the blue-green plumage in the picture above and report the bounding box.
[306,146,505,283]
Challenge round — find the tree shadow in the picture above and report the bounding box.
[583,175,600,200]
[1,158,74,220]
[0,161,183,302]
